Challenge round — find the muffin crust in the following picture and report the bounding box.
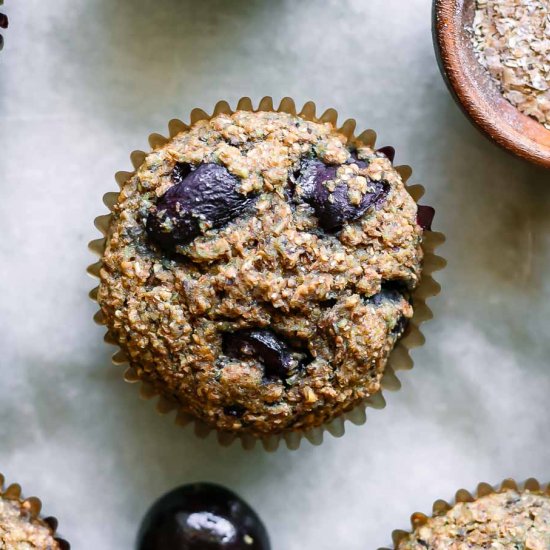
[0,497,59,550]
[397,490,550,549]
[98,110,424,435]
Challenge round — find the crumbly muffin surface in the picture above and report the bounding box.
[98,110,424,435]
[0,497,59,550]
[397,490,550,550]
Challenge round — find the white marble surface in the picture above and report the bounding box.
[1,0,550,548]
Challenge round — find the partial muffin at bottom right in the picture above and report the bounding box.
[394,480,550,549]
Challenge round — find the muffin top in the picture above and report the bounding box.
[98,110,425,435]
[0,496,60,550]
[397,490,550,550]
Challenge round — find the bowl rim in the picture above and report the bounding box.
[432,0,550,170]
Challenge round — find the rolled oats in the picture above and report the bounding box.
[472,0,550,129]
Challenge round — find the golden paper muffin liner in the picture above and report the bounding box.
[0,472,70,549]
[380,477,550,549]
[88,96,446,451]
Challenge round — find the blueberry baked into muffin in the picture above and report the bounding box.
[98,110,432,436]
[0,1,8,51]
[396,488,550,549]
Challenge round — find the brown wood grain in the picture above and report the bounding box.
[433,0,550,169]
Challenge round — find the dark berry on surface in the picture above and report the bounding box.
[368,288,402,307]
[137,483,271,550]
[346,151,369,169]
[223,329,296,380]
[367,284,410,337]
[416,205,435,230]
[380,279,411,295]
[318,298,338,308]
[376,146,396,163]
[171,162,193,184]
[223,405,246,418]
[0,10,7,51]
[296,158,389,231]
[146,163,255,253]
[368,280,411,306]
[392,315,409,337]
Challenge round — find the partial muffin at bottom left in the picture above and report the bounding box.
[0,473,69,550]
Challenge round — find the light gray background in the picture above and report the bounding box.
[1,1,550,549]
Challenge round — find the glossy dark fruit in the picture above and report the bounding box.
[376,146,396,163]
[146,163,254,253]
[346,151,369,169]
[223,329,296,380]
[367,284,410,336]
[369,288,402,307]
[0,10,7,51]
[392,316,409,336]
[318,298,337,308]
[416,205,435,230]
[380,279,410,295]
[223,405,246,418]
[137,483,271,550]
[296,158,389,231]
[171,161,193,184]
[369,280,410,305]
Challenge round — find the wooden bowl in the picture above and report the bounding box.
[433,0,550,169]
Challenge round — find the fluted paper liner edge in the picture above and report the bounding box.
[87,96,446,452]
[379,477,550,549]
[0,472,70,549]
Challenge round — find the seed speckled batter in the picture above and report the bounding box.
[98,110,425,436]
[397,490,550,550]
[0,497,60,550]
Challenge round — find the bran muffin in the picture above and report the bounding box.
[97,109,430,437]
[0,474,66,550]
[396,488,550,549]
